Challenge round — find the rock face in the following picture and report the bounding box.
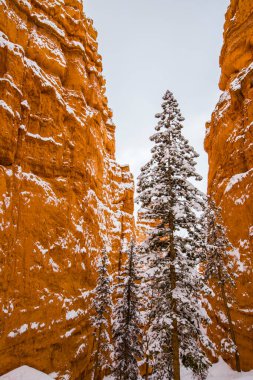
[0,0,134,378]
[205,0,253,371]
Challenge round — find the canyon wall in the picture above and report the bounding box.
[205,0,253,371]
[0,0,134,378]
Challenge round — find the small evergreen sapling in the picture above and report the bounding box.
[91,247,113,380]
[113,240,143,380]
[136,243,156,380]
[137,90,210,380]
[203,198,241,372]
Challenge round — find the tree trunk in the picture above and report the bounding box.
[145,354,149,380]
[169,223,180,379]
[121,241,134,380]
[93,324,102,380]
[168,160,180,380]
[218,266,241,372]
[171,264,180,380]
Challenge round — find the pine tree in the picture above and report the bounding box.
[137,90,210,380]
[113,240,143,380]
[91,247,113,380]
[203,198,241,372]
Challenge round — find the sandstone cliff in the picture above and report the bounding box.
[205,0,253,371]
[0,0,134,378]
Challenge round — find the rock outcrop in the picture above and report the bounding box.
[0,0,134,378]
[205,0,253,371]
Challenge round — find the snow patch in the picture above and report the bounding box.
[30,29,66,68]
[0,366,52,379]
[230,248,246,273]
[26,132,62,146]
[30,322,40,330]
[66,309,83,320]
[0,77,22,96]
[48,372,59,380]
[231,62,253,92]
[76,343,86,356]
[18,170,61,206]
[0,31,24,58]
[0,100,15,118]
[8,324,28,338]
[33,13,65,38]
[225,169,253,193]
[61,328,75,338]
[21,100,30,109]
[234,193,250,206]
[182,358,253,379]
[214,90,231,121]
[49,258,59,272]
[35,242,48,256]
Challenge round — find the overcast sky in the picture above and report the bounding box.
[84,0,230,193]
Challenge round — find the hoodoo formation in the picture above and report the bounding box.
[0,0,134,378]
[205,0,253,371]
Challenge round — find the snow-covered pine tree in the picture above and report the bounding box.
[112,240,143,380]
[137,90,210,380]
[91,247,113,380]
[203,198,241,372]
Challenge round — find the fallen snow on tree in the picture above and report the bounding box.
[0,366,52,379]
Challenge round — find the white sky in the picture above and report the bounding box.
[84,0,230,193]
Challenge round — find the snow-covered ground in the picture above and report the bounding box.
[1,361,253,379]
[182,359,253,380]
[0,366,51,380]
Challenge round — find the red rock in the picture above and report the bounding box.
[205,0,253,371]
[0,0,134,378]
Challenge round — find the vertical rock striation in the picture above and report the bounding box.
[0,0,134,378]
[205,0,253,371]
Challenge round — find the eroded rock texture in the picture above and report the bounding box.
[0,0,134,378]
[205,0,253,371]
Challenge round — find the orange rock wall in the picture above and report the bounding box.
[0,0,134,378]
[205,0,253,371]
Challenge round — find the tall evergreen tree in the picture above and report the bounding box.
[203,198,241,372]
[137,90,210,380]
[91,247,113,380]
[113,240,143,380]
